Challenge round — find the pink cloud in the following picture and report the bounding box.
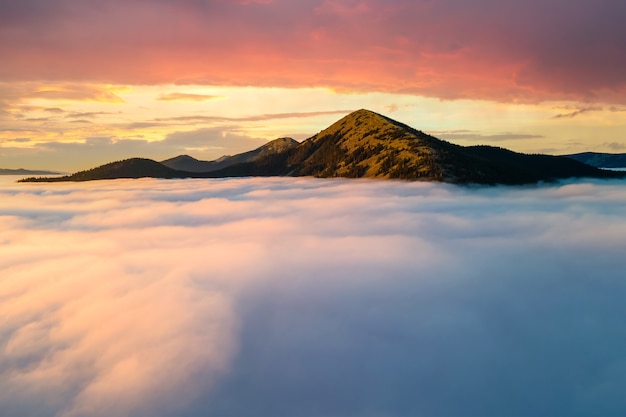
[1,0,625,103]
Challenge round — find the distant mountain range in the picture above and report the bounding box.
[161,137,299,172]
[563,152,626,169]
[1,168,62,176]
[20,109,626,185]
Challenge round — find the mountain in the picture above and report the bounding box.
[207,109,623,184]
[20,109,626,184]
[20,158,189,182]
[159,154,213,173]
[161,137,299,172]
[1,168,62,175]
[563,152,626,169]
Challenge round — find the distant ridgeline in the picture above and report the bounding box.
[20,109,626,185]
[563,152,626,169]
[1,168,62,176]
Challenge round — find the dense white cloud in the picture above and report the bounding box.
[2,176,626,416]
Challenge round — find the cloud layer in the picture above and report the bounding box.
[2,177,626,416]
[2,0,625,103]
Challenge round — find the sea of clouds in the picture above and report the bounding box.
[2,176,626,416]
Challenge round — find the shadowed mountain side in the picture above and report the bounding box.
[19,158,191,182]
[20,110,626,184]
[563,152,626,169]
[161,137,299,172]
[460,146,620,184]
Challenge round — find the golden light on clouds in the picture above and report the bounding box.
[157,93,225,102]
[25,84,125,103]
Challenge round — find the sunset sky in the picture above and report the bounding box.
[1,0,625,171]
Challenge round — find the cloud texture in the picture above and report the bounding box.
[2,0,625,103]
[2,177,626,416]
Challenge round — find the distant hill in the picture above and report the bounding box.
[20,158,189,182]
[21,110,626,185]
[159,154,214,173]
[563,152,626,169]
[1,168,62,176]
[161,137,299,172]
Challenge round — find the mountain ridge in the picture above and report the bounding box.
[1,168,63,176]
[20,109,626,184]
[563,152,626,169]
[20,158,188,182]
[161,137,299,173]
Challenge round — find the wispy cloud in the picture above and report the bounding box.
[0,127,40,133]
[121,122,164,130]
[551,104,626,119]
[2,178,626,416]
[552,106,603,119]
[156,93,224,102]
[602,142,626,151]
[66,111,114,119]
[155,110,354,124]
[44,107,65,113]
[24,85,124,103]
[23,117,52,122]
[431,130,544,143]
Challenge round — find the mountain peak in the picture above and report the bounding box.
[347,108,382,117]
[161,154,199,164]
[270,137,299,144]
[332,108,388,126]
[312,109,411,144]
[259,137,299,154]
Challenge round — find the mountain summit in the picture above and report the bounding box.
[284,108,449,178]
[22,109,625,184]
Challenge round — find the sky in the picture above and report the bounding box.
[3,176,626,416]
[1,0,626,171]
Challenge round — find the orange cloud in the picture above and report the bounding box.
[25,85,124,103]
